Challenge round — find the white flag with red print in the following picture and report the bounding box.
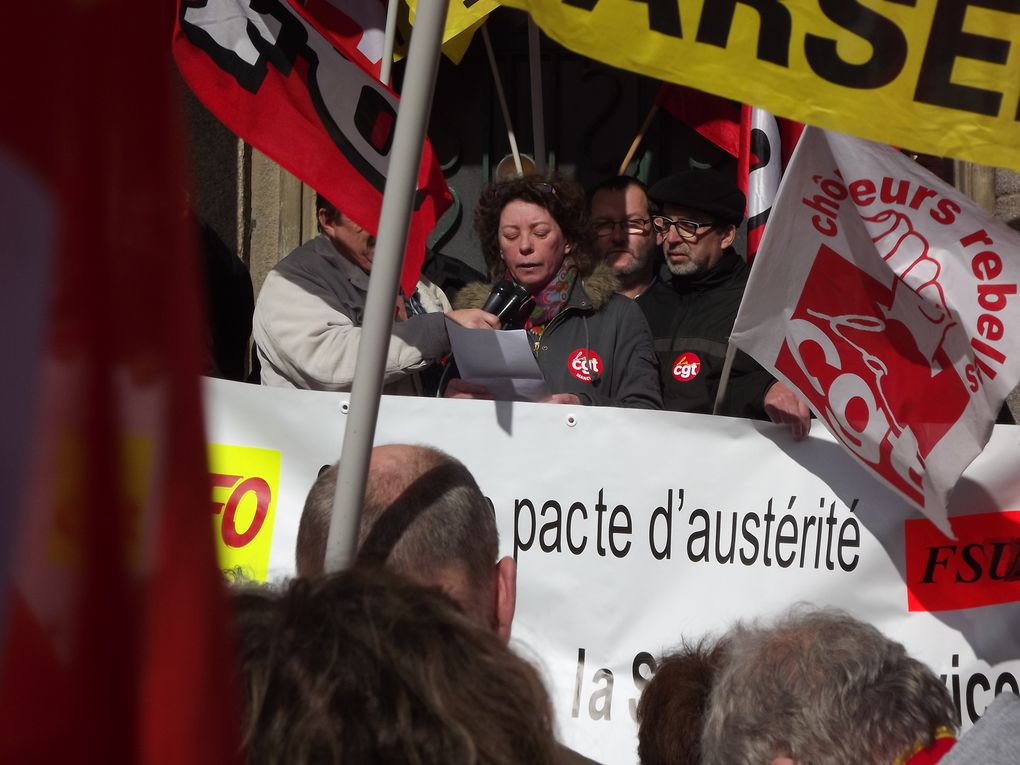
[731,128,1020,532]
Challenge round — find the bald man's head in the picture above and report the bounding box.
[296,445,514,638]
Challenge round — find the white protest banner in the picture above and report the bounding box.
[204,379,1020,764]
[731,128,1020,533]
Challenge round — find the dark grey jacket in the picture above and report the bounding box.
[642,249,774,418]
[942,692,1020,765]
[455,263,662,409]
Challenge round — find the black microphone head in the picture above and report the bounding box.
[481,280,516,315]
[497,282,534,328]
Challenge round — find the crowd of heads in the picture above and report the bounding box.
[467,167,746,288]
[235,445,534,764]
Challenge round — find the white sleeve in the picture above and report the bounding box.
[253,269,450,391]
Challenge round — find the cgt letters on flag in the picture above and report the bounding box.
[730,128,1020,532]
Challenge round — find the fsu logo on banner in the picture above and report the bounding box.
[905,510,1020,613]
[568,348,603,383]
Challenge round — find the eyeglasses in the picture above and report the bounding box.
[650,215,717,239]
[592,218,651,236]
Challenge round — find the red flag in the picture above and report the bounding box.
[656,83,741,157]
[0,2,241,762]
[738,106,803,261]
[655,85,803,261]
[174,0,451,296]
[302,0,388,79]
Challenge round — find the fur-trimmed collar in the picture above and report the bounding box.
[454,261,620,312]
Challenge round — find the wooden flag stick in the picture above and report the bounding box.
[712,341,738,416]
[618,102,659,175]
[482,24,523,176]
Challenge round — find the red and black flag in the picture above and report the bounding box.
[738,106,803,261]
[655,85,802,262]
[173,0,452,295]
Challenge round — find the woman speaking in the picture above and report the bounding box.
[448,174,661,409]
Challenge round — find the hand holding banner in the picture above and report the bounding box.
[731,128,1020,532]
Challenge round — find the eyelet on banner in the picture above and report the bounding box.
[340,401,350,414]
[566,413,578,427]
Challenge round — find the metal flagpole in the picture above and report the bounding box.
[527,18,546,173]
[323,0,449,574]
[481,24,524,176]
[380,0,400,86]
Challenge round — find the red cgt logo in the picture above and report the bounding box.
[774,234,968,507]
[672,352,702,382]
[905,511,1020,612]
[568,348,603,383]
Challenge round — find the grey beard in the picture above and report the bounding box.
[664,249,706,277]
[666,259,699,277]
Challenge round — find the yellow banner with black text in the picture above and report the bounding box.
[499,0,1020,171]
[407,0,501,64]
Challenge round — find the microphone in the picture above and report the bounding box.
[481,279,516,314]
[481,279,532,329]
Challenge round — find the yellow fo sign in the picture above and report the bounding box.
[501,0,1020,172]
[208,443,281,581]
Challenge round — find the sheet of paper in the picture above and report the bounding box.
[445,319,551,401]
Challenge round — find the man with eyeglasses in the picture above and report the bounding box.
[589,176,683,341]
[647,170,810,439]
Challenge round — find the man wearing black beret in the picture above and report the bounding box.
[646,169,810,439]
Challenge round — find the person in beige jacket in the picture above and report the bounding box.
[253,194,496,392]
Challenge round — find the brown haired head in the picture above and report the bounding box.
[637,638,727,765]
[233,568,558,765]
[473,173,596,280]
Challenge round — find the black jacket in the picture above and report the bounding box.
[456,263,662,409]
[640,249,773,418]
